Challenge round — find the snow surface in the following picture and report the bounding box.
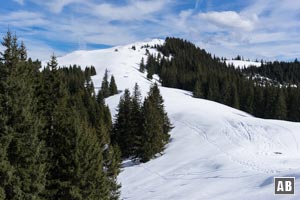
[56,39,300,200]
[226,60,261,69]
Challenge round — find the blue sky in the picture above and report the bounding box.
[0,0,299,61]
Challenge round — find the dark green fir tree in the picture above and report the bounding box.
[109,75,118,95]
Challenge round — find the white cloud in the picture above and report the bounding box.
[0,11,47,27]
[87,0,168,21]
[199,11,255,31]
[13,0,24,5]
[28,0,86,13]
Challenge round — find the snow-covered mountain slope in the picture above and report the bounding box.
[57,39,300,200]
[226,59,261,69]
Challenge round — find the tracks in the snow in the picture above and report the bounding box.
[175,118,281,174]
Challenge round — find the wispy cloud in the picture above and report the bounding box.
[199,11,255,31]
[0,11,47,27]
[87,0,169,21]
[13,0,24,5]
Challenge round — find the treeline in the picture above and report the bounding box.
[0,31,121,199]
[243,59,300,85]
[112,83,172,162]
[143,37,300,121]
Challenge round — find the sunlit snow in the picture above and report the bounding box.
[57,39,300,200]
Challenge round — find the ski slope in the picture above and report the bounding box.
[56,39,300,200]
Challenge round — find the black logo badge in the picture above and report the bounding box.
[274,177,295,195]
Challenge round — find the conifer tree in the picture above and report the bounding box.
[253,86,264,117]
[273,88,287,119]
[244,83,254,113]
[131,83,143,158]
[109,75,118,95]
[230,83,239,109]
[103,144,121,200]
[47,53,58,70]
[0,32,46,199]
[193,80,203,98]
[112,89,134,158]
[100,69,110,98]
[264,85,277,118]
[146,55,155,79]
[139,83,171,162]
[11,34,19,67]
[19,41,27,61]
[0,30,13,67]
[139,57,145,73]
[0,58,12,200]
[287,88,300,121]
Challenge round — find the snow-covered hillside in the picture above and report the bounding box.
[57,39,300,200]
[226,59,261,69]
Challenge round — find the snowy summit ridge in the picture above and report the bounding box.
[57,39,300,200]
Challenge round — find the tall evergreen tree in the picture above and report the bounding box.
[0,52,13,200]
[287,88,300,121]
[109,75,118,95]
[273,88,287,120]
[139,57,145,73]
[139,83,171,162]
[193,80,203,98]
[131,83,143,158]
[0,32,46,200]
[100,69,110,98]
[112,89,134,158]
[103,144,121,200]
[19,41,27,62]
[253,86,264,117]
[0,30,13,67]
[146,55,155,79]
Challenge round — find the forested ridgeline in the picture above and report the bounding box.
[143,37,300,122]
[242,60,300,85]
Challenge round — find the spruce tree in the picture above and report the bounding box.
[100,69,110,98]
[287,88,300,121]
[193,80,203,98]
[140,83,171,162]
[109,75,118,95]
[0,59,13,200]
[139,57,145,73]
[273,88,287,120]
[19,41,27,61]
[131,83,143,158]
[112,89,134,158]
[264,85,277,118]
[146,55,155,79]
[253,86,264,117]
[0,30,13,67]
[0,32,46,200]
[103,144,121,200]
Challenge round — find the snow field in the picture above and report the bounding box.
[57,39,300,200]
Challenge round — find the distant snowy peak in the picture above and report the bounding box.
[226,60,261,69]
[42,38,165,67]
